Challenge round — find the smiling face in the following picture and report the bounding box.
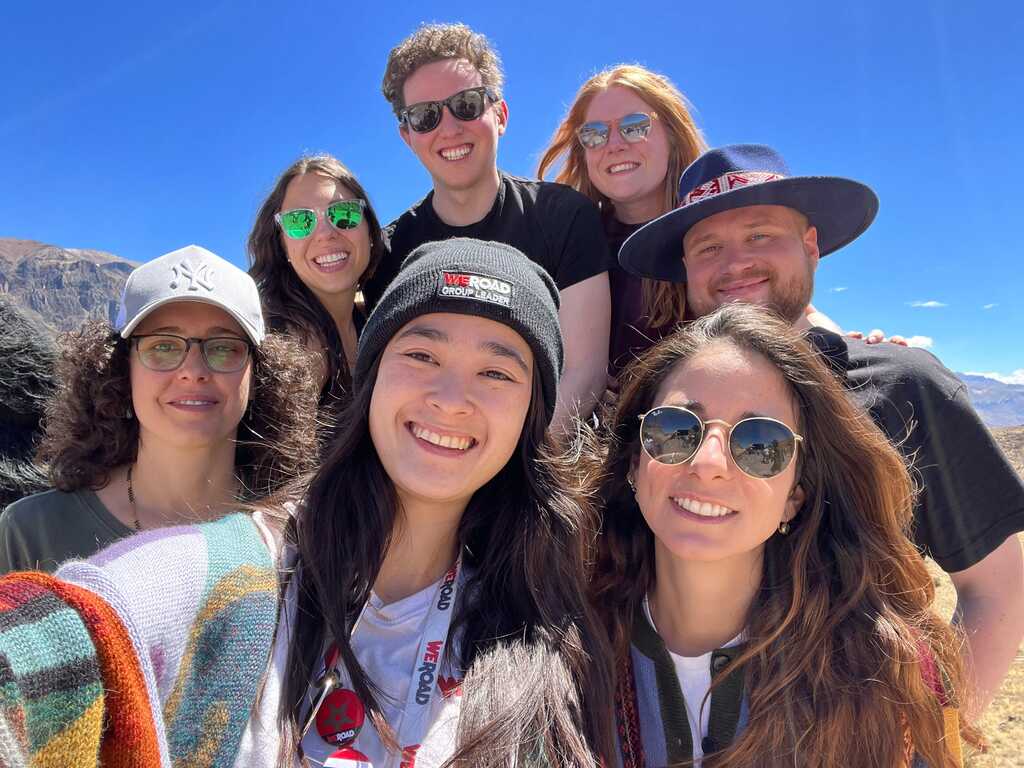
[582,85,672,224]
[682,204,819,323]
[129,301,252,454]
[632,340,804,570]
[399,58,507,197]
[368,312,534,514]
[279,172,372,310]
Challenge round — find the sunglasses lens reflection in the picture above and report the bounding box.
[577,122,610,149]
[731,420,798,478]
[641,407,703,464]
[327,201,363,230]
[279,209,316,239]
[619,113,652,142]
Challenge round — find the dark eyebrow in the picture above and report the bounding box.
[481,341,530,375]
[661,400,767,421]
[395,325,449,343]
[146,326,243,338]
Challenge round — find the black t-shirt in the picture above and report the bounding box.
[808,329,1024,572]
[363,172,612,311]
[605,216,679,378]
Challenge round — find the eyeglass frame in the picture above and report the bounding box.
[398,86,500,133]
[274,199,367,240]
[576,111,658,150]
[636,405,804,480]
[130,333,254,374]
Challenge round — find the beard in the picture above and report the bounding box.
[688,262,815,325]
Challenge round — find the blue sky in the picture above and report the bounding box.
[2,1,1020,380]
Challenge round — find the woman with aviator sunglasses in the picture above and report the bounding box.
[538,65,706,377]
[0,245,319,572]
[249,154,386,415]
[585,303,979,767]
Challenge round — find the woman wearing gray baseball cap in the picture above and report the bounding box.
[0,244,320,572]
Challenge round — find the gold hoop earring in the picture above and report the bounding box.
[627,475,636,494]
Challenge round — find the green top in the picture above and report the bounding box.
[0,488,134,573]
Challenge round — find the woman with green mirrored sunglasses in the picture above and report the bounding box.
[248,155,387,417]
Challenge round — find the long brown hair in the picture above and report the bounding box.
[537,64,706,327]
[280,359,615,766]
[588,303,980,767]
[247,154,386,411]
[37,321,320,499]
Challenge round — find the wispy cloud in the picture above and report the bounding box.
[965,369,1024,386]
[908,300,948,308]
[982,303,998,310]
[829,286,848,293]
[904,336,934,349]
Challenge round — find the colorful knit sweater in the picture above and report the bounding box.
[0,513,279,767]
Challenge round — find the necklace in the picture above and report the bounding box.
[126,464,142,531]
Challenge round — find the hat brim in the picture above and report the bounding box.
[118,295,264,345]
[618,176,879,282]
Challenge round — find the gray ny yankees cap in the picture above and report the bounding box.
[115,244,265,344]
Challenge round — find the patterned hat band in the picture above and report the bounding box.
[683,171,786,207]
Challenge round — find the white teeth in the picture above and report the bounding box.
[608,162,639,174]
[411,424,473,451]
[673,497,734,518]
[315,252,349,265]
[177,400,213,406]
[441,146,471,161]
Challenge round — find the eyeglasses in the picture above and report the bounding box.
[576,112,657,150]
[637,406,803,480]
[399,87,498,133]
[274,200,366,240]
[132,334,253,373]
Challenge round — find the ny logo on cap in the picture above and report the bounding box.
[170,259,215,292]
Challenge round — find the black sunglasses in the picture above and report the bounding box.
[638,406,803,480]
[399,87,498,133]
[132,334,252,374]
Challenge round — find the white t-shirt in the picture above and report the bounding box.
[299,576,462,768]
[643,596,744,767]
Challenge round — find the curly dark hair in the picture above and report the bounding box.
[37,321,321,498]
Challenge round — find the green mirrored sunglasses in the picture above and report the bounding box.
[274,199,366,240]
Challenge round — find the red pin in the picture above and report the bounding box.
[315,688,366,745]
[324,746,373,767]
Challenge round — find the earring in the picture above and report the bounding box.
[125,403,134,419]
[626,475,636,494]
[778,521,791,535]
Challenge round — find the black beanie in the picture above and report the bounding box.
[354,238,563,423]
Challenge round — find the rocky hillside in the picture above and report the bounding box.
[959,374,1024,428]
[0,238,135,335]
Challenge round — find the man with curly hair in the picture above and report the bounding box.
[365,23,612,429]
[0,296,54,507]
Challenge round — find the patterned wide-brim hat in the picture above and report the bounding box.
[618,143,879,282]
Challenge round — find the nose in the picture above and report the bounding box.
[426,367,473,416]
[687,424,732,480]
[177,343,211,381]
[436,104,464,137]
[606,124,627,150]
[311,211,339,241]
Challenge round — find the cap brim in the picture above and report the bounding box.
[118,295,264,344]
[618,176,879,282]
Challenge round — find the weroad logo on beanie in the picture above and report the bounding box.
[438,271,514,308]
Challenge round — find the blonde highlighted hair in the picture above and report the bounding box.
[538,64,707,327]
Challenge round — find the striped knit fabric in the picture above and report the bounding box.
[0,574,105,766]
[0,513,279,768]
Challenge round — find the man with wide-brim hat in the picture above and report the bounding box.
[619,143,1024,719]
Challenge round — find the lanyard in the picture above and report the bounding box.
[303,556,463,761]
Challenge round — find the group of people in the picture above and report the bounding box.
[0,21,1022,768]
